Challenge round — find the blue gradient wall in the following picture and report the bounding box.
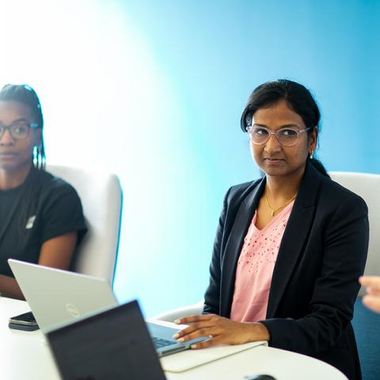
[1,0,379,316]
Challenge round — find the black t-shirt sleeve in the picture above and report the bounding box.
[40,179,87,245]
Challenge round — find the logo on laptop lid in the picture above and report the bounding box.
[65,303,80,318]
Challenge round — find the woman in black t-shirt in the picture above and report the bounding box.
[0,84,87,299]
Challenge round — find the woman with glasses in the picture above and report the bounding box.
[174,80,368,380]
[0,84,87,299]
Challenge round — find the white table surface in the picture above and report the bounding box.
[0,296,348,380]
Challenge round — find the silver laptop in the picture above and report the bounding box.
[8,259,206,357]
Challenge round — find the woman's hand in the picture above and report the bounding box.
[173,314,270,349]
[360,276,380,313]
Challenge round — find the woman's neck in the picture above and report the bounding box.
[265,169,304,203]
[0,164,32,190]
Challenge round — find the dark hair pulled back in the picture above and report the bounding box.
[240,79,328,177]
[0,84,45,169]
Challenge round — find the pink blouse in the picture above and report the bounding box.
[230,202,294,322]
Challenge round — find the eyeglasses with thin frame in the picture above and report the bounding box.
[246,125,311,147]
[0,121,39,140]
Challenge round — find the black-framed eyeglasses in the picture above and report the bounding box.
[246,126,311,147]
[0,121,39,140]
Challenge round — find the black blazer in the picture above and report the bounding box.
[204,164,369,380]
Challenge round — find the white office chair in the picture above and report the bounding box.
[47,165,123,285]
[153,299,204,322]
[329,172,380,380]
[155,171,380,321]
[329,171,380,297]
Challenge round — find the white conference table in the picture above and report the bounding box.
[1,296,348,380]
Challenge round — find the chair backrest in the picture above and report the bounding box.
[47,165,122,285]
[329,171,380,297]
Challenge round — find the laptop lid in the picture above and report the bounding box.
[8,259,118,333]
[8,259,206,356]
[47,300,167,380]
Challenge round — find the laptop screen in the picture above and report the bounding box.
[47,301,166,380]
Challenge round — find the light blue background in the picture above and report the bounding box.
[1,0,379,316]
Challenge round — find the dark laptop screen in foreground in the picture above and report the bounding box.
[47,300,166,380]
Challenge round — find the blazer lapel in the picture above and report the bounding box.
[266,164,322,318]
[221,178,266,316]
